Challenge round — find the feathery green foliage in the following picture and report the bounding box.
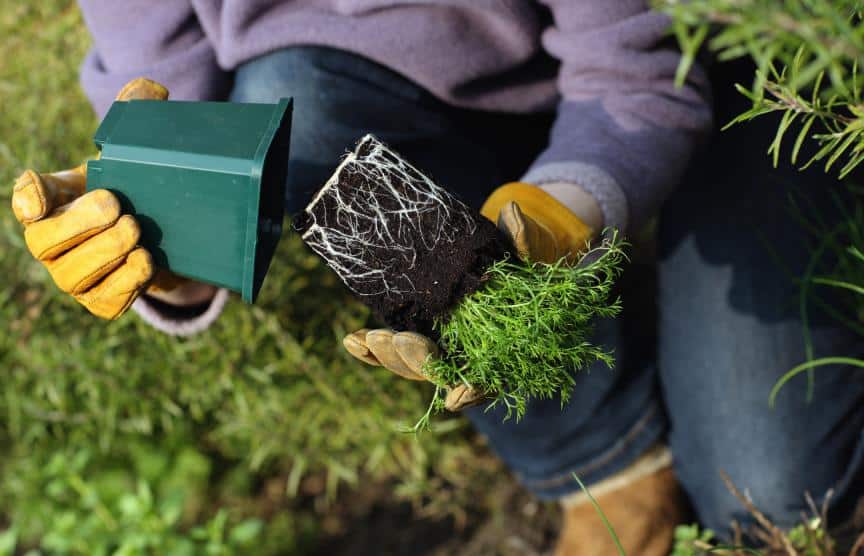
[656,0,864,178]
[656,0,864,404]
[425,233,626,423]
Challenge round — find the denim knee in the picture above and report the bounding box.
[659,231,864,536]
[676,416,864,536]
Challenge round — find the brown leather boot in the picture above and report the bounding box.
[555,445,686,556]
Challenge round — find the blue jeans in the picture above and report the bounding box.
[231,47,864,535]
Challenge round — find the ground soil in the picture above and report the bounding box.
[243,435,560,556]
[373,206,506,337]
[297,137,509,337]
[312,477,560,556]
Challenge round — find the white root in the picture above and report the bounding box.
[301,135,477,296]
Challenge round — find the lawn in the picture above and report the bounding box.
[0,3,540,554]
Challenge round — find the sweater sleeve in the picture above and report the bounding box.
[77,1,232,335]
[526,0,713,233]
[77,1,231,118]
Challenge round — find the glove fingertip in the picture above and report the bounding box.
[444,384,486,412]
[343,331,381,366]
[116,77,169,101]
[127,248,155,285]
[365,329,426,380]
[12,170,48,223]
[392,331,439,377]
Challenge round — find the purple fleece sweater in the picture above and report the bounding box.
[77,0,713,335]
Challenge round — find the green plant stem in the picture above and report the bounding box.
[769,356,864,408]
[572,473,626,556]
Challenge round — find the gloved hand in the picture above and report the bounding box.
[11,77,198,320]
[343,181,598,411]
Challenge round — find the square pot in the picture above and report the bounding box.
[86,98,293,302]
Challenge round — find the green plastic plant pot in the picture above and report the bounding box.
[86,97,293,303]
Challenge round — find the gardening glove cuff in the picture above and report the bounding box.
[523,162,629,235]
[481,182,596,264]
[132,287,230,337]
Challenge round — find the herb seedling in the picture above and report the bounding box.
[298,135,624,424]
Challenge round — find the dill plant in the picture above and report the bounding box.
[423,233,627,422]
[655,0,864,178]
[299,136,628,426]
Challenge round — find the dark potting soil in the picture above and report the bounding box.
[296,135,508,336]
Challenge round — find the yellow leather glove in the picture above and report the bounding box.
[481,181,594,264]
[343,182,597,411]
[11,77,173,320]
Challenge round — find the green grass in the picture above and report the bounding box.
[0,3,481,552]
[572,473,626,556]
